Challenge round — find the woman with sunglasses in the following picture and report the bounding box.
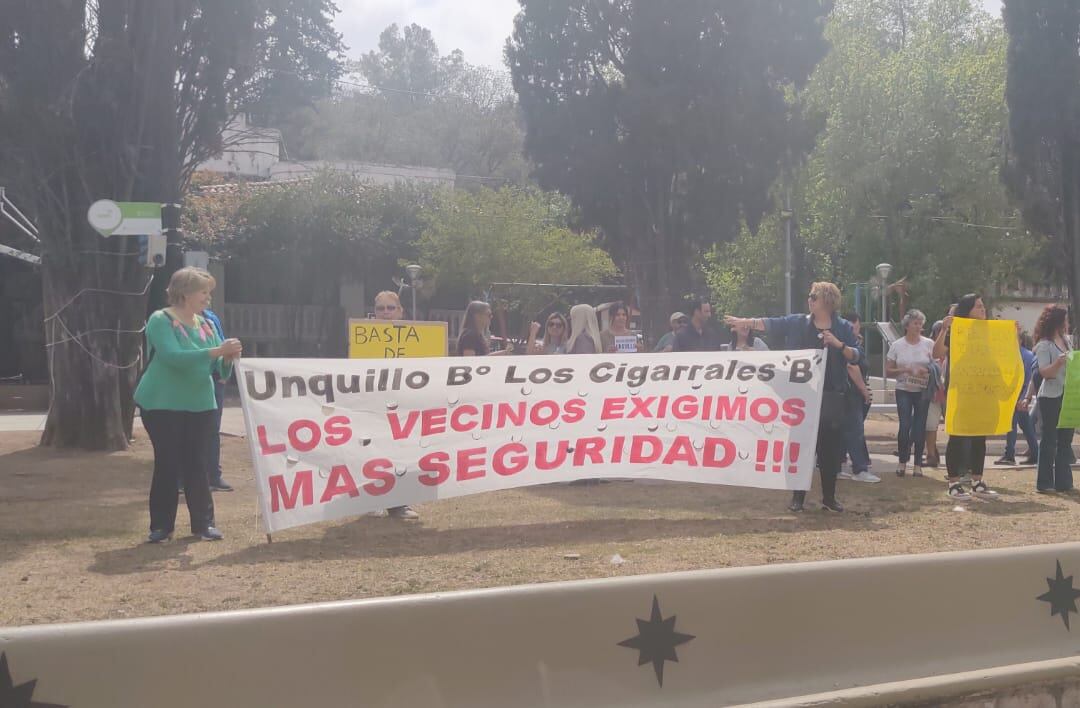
[527,312,570,354]
[725,282,863,513]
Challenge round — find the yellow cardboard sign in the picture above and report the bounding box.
[945,318,1023,436]
[348,319,448,359]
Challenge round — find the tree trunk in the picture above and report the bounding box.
[1065,138,1080,339]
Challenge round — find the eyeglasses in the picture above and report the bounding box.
[548,321,564,329]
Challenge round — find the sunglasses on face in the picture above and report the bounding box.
[548,321,564,329]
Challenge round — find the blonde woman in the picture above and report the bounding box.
[725,282,863,513]
[566,303,603,354]
[527,311,570,354]
[135,268,241,543]
[373,290,419,519]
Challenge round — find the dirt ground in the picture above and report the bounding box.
[1,429,1075,627]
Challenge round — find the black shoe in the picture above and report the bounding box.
[788,501,804,513]
[995,456,1017,466]
[822,499,844,513]
[210,480,234,492]
[198,527,224,541]
[147,529,172,544]
[1037,487,1057,494]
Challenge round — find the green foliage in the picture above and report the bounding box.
[507,0,832,332]
[1002,0,1080,306]
[707,0,1036,322]
[704,214,788,318]
[418,186,619,313]
[289,24,530,185]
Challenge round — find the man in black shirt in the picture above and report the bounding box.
[673,299,722,352]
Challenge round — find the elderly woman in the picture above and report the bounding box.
[135,267,241,543]
[886,309,935,477]
[725,282,863,513]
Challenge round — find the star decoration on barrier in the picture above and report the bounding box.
[617,595,695,687]
[0,653,67,708]
[1037,560,1080,630]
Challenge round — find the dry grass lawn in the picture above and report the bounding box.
[1,429,1076,627]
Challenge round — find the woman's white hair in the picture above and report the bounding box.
[566,303,602,354]
[901,308,926,332]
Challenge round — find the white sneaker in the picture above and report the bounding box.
[896,463,907,477]
[851,471,881,484]
[912,466,924,477]
[947,482,972,501]
[971,480,998,499]
[838,468,855,480]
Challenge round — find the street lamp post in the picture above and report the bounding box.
[875,262,893,393]
[405,264,422,319]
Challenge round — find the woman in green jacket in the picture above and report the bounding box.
[135,267,242,543]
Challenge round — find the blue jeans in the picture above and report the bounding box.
[895,389,929,466]
[1037,396,1074,491]
[1004,408,1038,460]
[843,395,871,473]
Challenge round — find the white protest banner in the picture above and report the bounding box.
[237,351,826,533]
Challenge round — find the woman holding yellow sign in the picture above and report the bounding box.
[1033,304,1074,494]
[934,294,1023,501]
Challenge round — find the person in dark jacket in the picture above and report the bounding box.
[725,282,864,513]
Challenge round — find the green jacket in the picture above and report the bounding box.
[134,310,232,412]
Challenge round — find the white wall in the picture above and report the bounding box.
[269,160,456,187]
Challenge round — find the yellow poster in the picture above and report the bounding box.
[348,319,448,359]
[945,318,1023,436]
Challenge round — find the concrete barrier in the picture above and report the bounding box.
[3,543,1080,707]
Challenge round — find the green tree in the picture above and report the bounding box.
[507,0,832,334]
[418,186,619,317]
[707,0,1033,323]
[1002,0,1080,317]
[0,1,345,450]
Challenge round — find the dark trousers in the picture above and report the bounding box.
[208,379,225,486]
[793,423,843,506]
[143,409,216,534]
[1005,408,1038,460]
[843,396,871,473]
[1037,396,1075,491]
[945,435,986,479]
[895,389,930,465]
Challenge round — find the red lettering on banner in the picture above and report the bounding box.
[628,397,658,419]
[257,425,286,455]
[536,440,570,469]
[324,416,352,446]
[287,419,322,452]
[662,436,697,466]
[563,398,586,423]
[715,396,747,420]
[703,438,736,468]
[493,443,529,476]
[671,396,697,420]
[574,437,606,465]
[781,399,806,426]
[418,451,451,486]
[450,405,479,432]
[601,397,627,420]
[530,400,560,426]
[457,448,487,481]
[421,408,448,436]
[361,459,394,495]
[320,464,360,503]
[496,402,527,429]
[630,435,663,464]
[387,411,420,440]
[749,398,780,424]
[269,470,314,511]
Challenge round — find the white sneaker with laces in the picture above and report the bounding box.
[838,469,855,480]
[971,480,998,499]
[852,471,881,484]
[947,483,972,501]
